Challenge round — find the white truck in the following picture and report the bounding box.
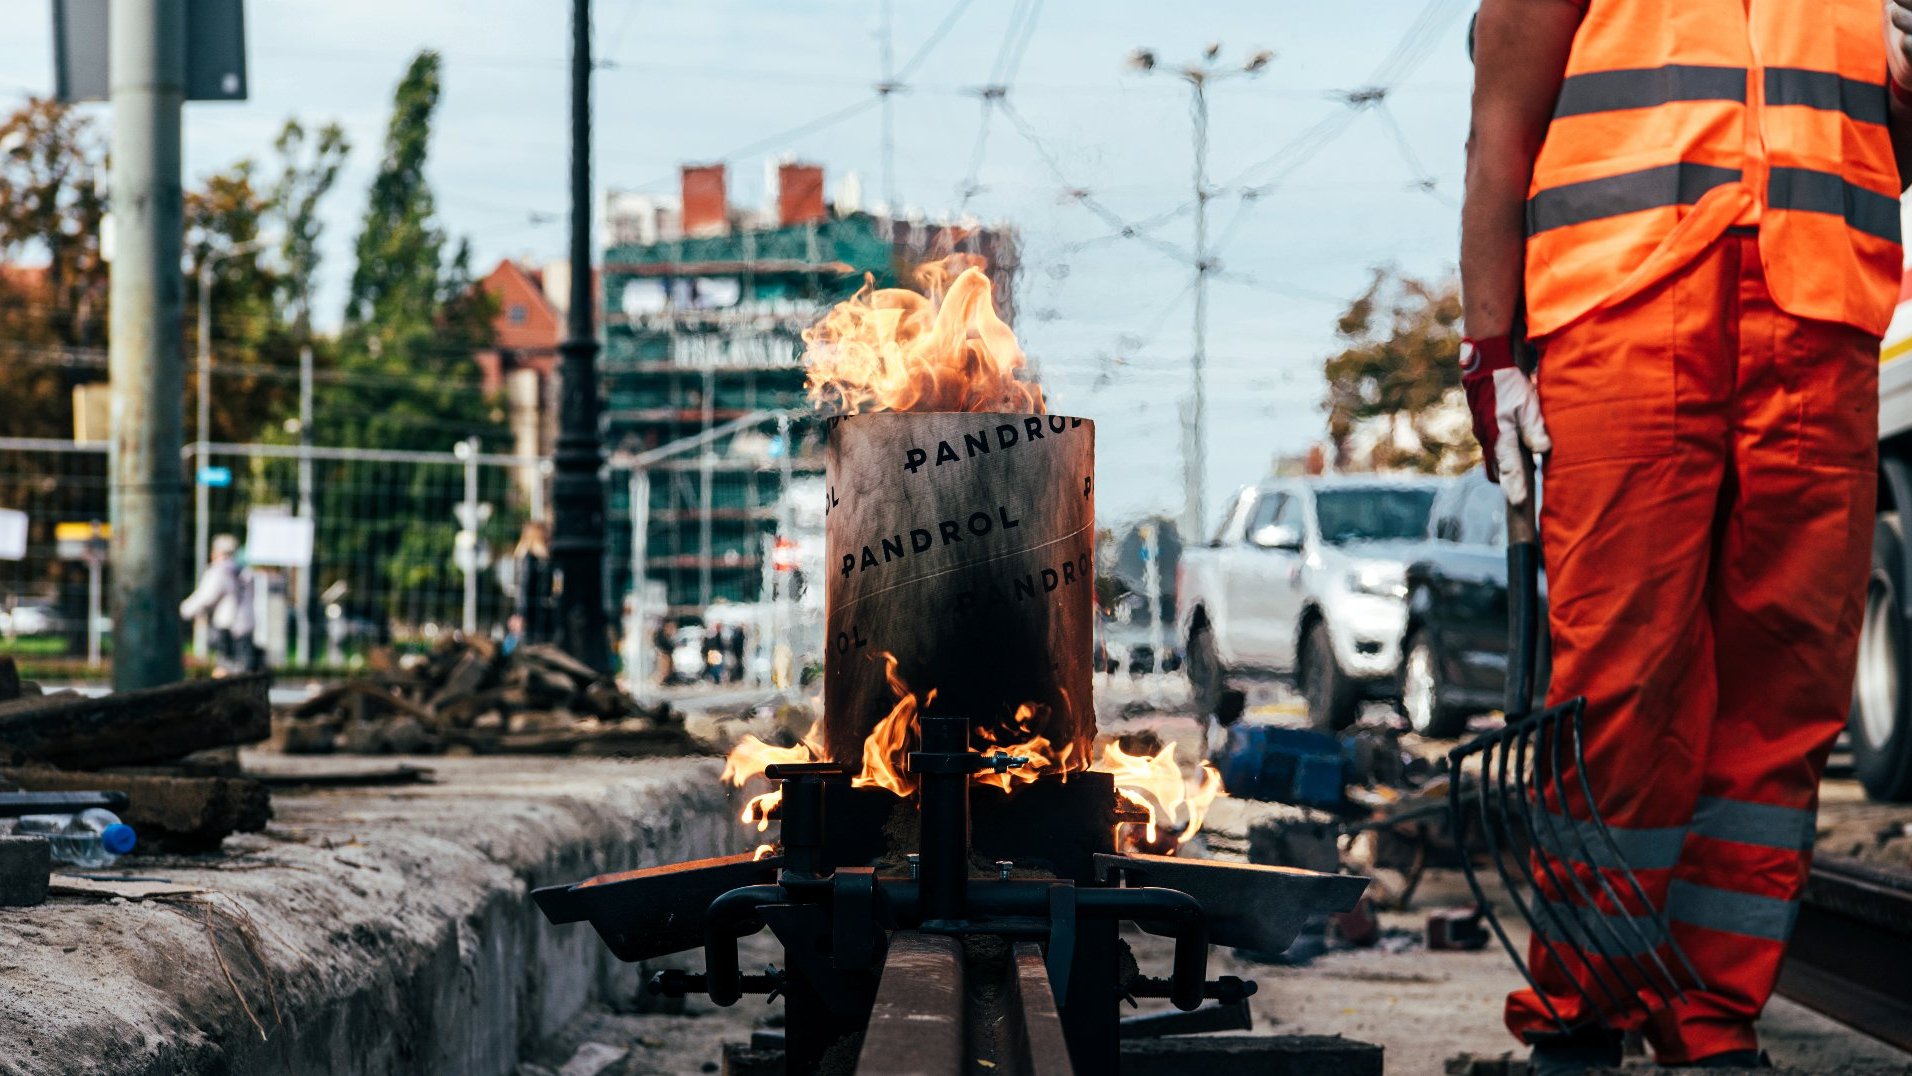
[1852,266,1912,801]
[1175,474,1445,731]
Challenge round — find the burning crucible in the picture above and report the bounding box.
[822,411,1095,770]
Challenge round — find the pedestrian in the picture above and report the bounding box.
[724,622,746,684]
[512,521,555,647]
[1463,3,1904,1070]
[704,622,727,684]
[180,534,256,676]
[652,619,675,685]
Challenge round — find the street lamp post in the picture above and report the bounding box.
[1130,45,1272,544]
[551,0,611,671]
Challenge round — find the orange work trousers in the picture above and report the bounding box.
[1505,233,1877,1062]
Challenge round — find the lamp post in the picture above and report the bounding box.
[1129,45,1272,544]
[551,0,611,671]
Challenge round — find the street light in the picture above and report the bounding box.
[192,237,264,660]
[1130,45,1273,544]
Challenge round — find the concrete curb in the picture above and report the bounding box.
[0,754,733,1076]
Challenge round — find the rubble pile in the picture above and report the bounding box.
[278,638,703,758]
[0,659,274,852]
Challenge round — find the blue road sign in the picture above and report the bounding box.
[197,465,232,488]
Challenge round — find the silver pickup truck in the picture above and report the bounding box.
[1176,474,1445,730]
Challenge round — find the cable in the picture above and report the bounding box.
[894,0,975,83]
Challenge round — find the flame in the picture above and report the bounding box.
[722,729,824,832]
[854,653,929,796]
[1093,742,1224,855]
[803,254,1044,415]
[973,704,1075,792]
[752,842,777,861]
[717,659,1222,855]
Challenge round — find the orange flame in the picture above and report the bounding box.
[717,660,1222,854]
[854,653,930,796]
[722,728,824,832]
[1093,742,1224,855]
[803,254,1044,415]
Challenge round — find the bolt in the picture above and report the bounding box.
[996,860,1014,881]
[906,853,921,880]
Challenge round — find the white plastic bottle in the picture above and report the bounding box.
[15,808,137,868]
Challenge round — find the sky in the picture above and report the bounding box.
[0,0,1476,531]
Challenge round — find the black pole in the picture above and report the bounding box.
[553,0,611,671]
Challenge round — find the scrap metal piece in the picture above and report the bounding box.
[1093,852,1368,956]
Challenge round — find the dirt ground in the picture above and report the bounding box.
[525,678,1912,1075]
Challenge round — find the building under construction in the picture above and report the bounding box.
[599,162,1019,622]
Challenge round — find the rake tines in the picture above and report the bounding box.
[1447,697,1702,1035]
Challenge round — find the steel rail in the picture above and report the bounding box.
[1776,855,1912,1054]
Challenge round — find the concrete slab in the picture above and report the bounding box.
[0,752,733,1076]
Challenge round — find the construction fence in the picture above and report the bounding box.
[0,435,827,683]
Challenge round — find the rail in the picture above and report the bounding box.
[1777,854,1912,1053]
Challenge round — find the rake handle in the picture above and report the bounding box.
[1505,451,1541,717]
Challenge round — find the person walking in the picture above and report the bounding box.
[180,534,255,676]
[1463,1,1908,1069]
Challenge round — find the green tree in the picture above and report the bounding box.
[1322,267,1474,473]
[186,160,302,444]
[0,99,109,437]
[269,118,349,335]
[319,51,502,628]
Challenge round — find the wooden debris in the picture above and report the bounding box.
[0,674,270,770]
[277,637,702,757]
[4,767,272,853]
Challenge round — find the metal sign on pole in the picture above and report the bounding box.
[53,0,249,102]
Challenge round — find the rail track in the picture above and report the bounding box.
[1777,854,1912,1054]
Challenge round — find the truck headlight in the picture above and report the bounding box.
[1347,564,1407,599]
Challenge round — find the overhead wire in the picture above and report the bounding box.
[957,0,1044,209]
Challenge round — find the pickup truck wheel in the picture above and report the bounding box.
[1302,621,1359,732]
[1402,630,1468,739]
[1186,623,1226,716]
[1852,514,1912,802]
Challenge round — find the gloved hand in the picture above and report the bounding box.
[1887,0,1912,104]
[1461,335,1551,507]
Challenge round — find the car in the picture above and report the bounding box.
[1400,468,1549,738]
[1177,473,1447,730]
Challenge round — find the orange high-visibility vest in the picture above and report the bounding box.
[1523,0,1903,338]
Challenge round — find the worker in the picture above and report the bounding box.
[1462,1,1909,1070]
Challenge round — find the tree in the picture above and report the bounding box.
[319,51,503,629]
[185,159,301,445]
[269,118,349,335]
[0,99,109,437]
[1322,267,1475,473]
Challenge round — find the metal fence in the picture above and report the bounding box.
[0,437,539,672]
[0,436,828,682]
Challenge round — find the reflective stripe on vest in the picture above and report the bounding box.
[1522,0,1901,339]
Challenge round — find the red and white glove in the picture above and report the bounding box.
[1461,335,1551,508]
[1886,1,1912,107]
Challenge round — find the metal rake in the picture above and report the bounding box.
[1445,453,1702,1034]
[1448,698,1703,1033]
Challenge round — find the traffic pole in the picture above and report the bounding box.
[108,0,186,689]
[551,0,611,671]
